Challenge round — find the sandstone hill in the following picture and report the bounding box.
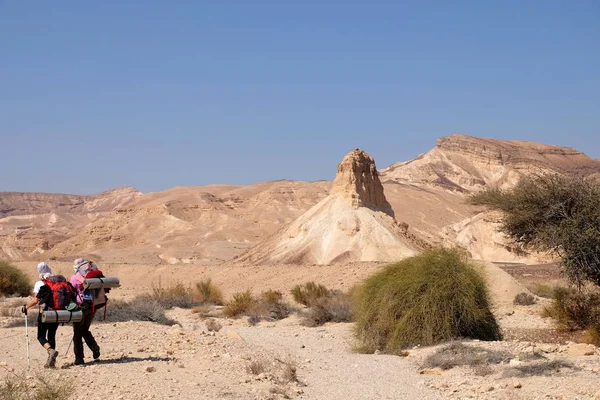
[0,187,141,261]
[233,149,423,265]
[380,133,600,192]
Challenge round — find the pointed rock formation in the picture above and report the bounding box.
[234,149,422,265]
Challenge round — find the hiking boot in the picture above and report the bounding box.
[45,349,58,368]
[74,358,85,366]
[92,344,101,360]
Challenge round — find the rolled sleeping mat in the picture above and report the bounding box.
[83,277,121,289]
[42,310,83,324]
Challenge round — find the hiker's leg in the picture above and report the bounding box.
[82,311,98,350]
[37,322,49,348]
[47,323,59,349]
[72,321,84,361]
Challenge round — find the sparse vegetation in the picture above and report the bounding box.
[529,284,562,299]
[291,282,329,306]
[300,291,353,327]
[0,261,32,297]
[470,174,600,288]
[195,279,224,305]
[223,290,257,318]
[354,248,502,353]
[279,359,298,383]
[503,359,577,378]
[513,292,536,306]
[246,359,267,375]
[101,295,176,325]
[583,323,600,346]
[542,287,600,331]
[152,281,196,309]
[204,318,222,332]
[0,374,72,400]
[422,342,511,371]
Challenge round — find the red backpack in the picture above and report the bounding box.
[44,275,75,310]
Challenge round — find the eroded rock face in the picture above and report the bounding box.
[330,149,394,216]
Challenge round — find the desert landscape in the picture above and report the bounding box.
[1,134,600,399]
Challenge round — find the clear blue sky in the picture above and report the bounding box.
[1,1,598,194]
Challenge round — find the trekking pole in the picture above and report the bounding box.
[24,309,30,370]
[65,339,73,355]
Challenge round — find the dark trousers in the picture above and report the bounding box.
[72,309,98,361]
[37,320,59,349]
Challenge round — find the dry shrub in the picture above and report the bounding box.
[280,359,298,383]
[101,295,175,325]
[246,359,267,375]
[542,287,600,331]
[300,291,353,327]
[423,342,511,371]
[152,281,196,309]
[204,318,222,332]
[0,374,72,400]
[503,359,577,378]
[223,290,257,318]
[195,279,223,305]
[529,284,560,299]
[0,262,31,297]
[583,323,600,346]
[354,248,502,353]
[513,292,536,306]
[291,282,329,306]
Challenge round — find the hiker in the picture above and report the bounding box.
[21,262,63,368]
[70,258,106,365]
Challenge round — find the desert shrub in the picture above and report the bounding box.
[204,318,222,332]
[0,374,72,400]
[300,291,353,327]
[583,323,600,346]
[529,284,561,299]
[152,282,196,309]
[291,282,329,306]
[470,174,600,287]
[223,290,257,318]
[246,359,267,375]
[101,295,175,325]
[280,359,298,383]
[542,287,600,331]
[195,279,223,305]
[503,359,576,377]
[354,248,502,353]
[0,262,31,297]
[513,292,536,306]
[422,342,511,371]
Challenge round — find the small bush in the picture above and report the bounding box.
[528,284,560,299]
[503,359,576,378]
[354,248,502,353]
[0,261,32,297]
[0,375,72,400]
[583,323,600,346]
[204,318,222,332]
[195,279,224,305]
[280,359,298,383]
[422,342,511,371]
[300,291,353,327]
[223,290,257,318]
[102,295,176,325]
[513,292,536,306]
[291,282,329,306]
[152,282,196,309]
[246,359,267,375]
[542,287,600,331]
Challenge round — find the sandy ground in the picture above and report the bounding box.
[1,261,599,399]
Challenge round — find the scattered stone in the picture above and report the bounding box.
[540,345,558,353]
[146,366,156,373]
[512,379,522,389]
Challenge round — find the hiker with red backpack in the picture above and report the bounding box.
[70,258,107,365]
[22,262,75,368]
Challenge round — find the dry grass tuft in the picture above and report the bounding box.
[422,342,511,371]
[542,287,600,331]
[0,374,73,400]
[246,359,267,375]
[152,281,196,309]
[204,318,222,332]
[300,291,353,327]
[291,282,329,306]
[224,290,257,318]
[513,292,536,306]
[503,359,577,378]
[101,295,176,325]
[195,279,224,305]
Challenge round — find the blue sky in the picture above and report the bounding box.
[1,1,598,194]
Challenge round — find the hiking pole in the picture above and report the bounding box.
[23,307,30,370]
[65,339,73,355]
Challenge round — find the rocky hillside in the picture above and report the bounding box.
[380,134,600,192]
[0,187,141,261]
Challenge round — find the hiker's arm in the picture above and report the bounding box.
[22,298,39,314]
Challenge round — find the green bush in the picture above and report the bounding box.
[195,278,224,305]
[542,287,600,331]
[0,261,31,297]
[291,282,329,306]
[354,248,501,353]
